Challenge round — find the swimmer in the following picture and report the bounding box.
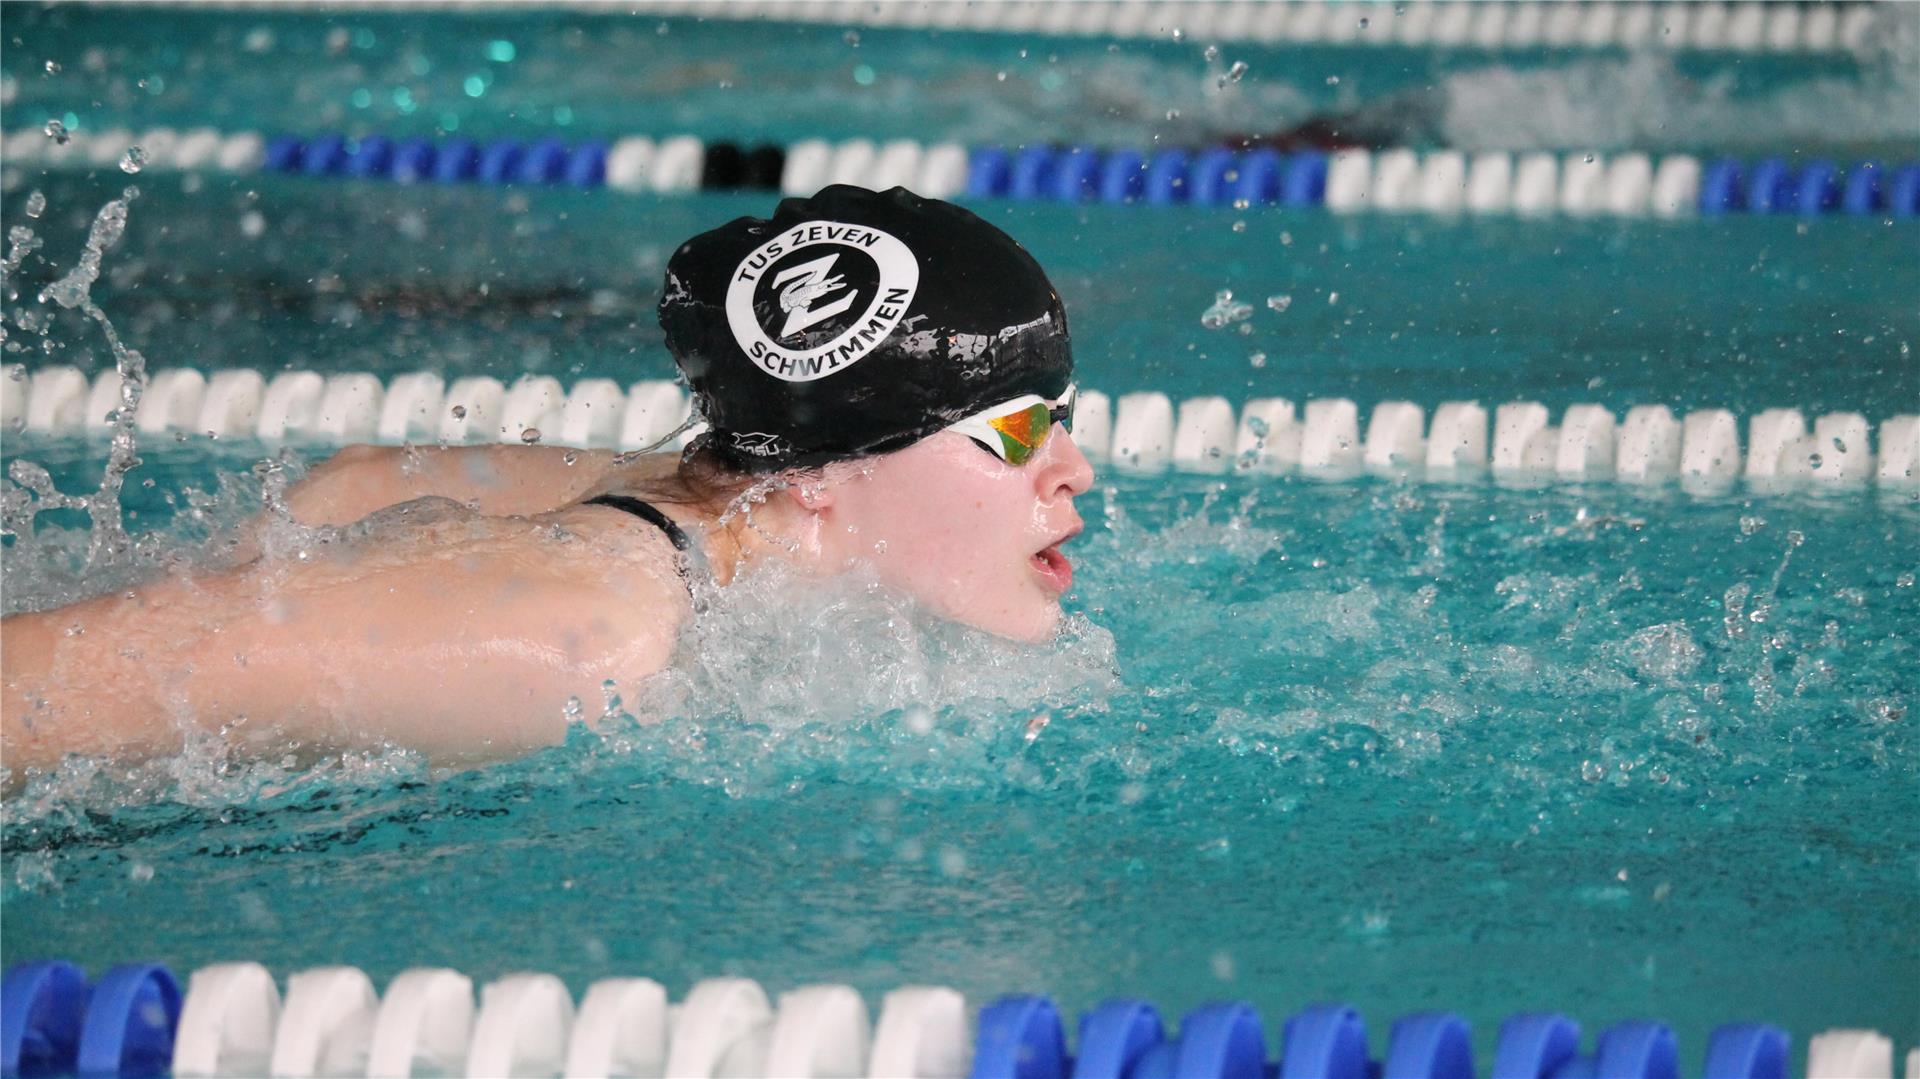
[1,186,1094,772]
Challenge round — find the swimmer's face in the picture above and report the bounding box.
[813,426,1095,642]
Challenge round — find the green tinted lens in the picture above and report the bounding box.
[988,401,1052,466]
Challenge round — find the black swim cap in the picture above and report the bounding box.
[659,185,1073,472]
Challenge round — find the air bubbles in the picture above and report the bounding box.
[843,29,860,46]
[1231,220,1246,233]
[119,146,147,174]
[1216,61,1249,89]
[1248,351,1268,369]
[24,190,46,219]
[1266,294,1293,313]
[1203,44,1220,61]
[562,451,578,466]
[1357,16,1371,30]
[449,404,467,420]
[43,119,69,145]
[44,60,61,75]
[520,427,542,444]
[1325,74,1340,86]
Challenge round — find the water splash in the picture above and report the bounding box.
[29,188,148,569]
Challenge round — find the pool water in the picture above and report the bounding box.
[3,2,1918,1060]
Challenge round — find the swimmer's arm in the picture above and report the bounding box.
[1,505,684,774]
[281,443,624,527]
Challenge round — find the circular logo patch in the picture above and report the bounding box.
[725,220,919,383]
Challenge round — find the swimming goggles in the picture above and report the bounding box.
[947,384,1076,467]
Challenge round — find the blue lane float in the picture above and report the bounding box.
[1234,148,1285,205]
[1188,148,1240,206]
[1281,151,1329,207]
[1700,157,1747,215]
[1074,1000,1164,1079]
[1842,160,1883,214]
[75,965,178,1079]
[965,145,1012,199]
[1,961,88,1079]
[516,136,570,184]
[1142,149,1191,205]
[1050,147,1102,203]
[1097,149,1146,204]
[431,136,480,182]
[391,135,436,183]
[1280,1004,1372,1079]
[1009,144,1058,201]
[1797,160,1842,215]
[1385,1012,1475,1079]
[1744,157,1794,213]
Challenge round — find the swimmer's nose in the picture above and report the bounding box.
[1040,429,1096,501]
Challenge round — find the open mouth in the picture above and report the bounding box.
[1030,545,1072,593]
[1030,527,1080,594]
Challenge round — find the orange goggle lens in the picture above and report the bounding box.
[979,394,1075,466]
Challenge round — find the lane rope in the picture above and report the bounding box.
[4,364,1916,492]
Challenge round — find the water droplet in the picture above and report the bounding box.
[1358,16,1371,29]
[43,118,68,144]
[520,427,542,444]
[1248,351,1267,369]
[1328,291,1340,305]
[1325,74,1340,86]
[995,70,1007,81]
[449,404,467,419]
[44,60,61,75]
[119,146,146,174]
[1231,220,1246,232]
[1808,452,1823,470]
[1203,44,1220,61]
[1165,108,1180,121]
[1171,27,1185,41]
[24,190,46,218]
[562,451,578,465]
[1583,153,1595,163]
[1200,289,1254,329]
[1266,294,1292,312]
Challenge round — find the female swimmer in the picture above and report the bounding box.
[1,186,1093,771]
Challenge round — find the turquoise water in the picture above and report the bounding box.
[4,3,1919,1062]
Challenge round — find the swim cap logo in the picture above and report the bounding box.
[727,220,919,383]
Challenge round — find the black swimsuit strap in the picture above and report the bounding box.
[581,494,693,552]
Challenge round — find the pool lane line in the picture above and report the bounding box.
[9,957,1912,1079]
[6,364,1918,492]
[6,127,1919,218]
